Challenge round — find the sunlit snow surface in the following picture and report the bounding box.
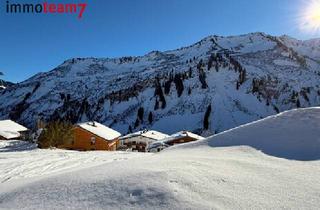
[0,108,320,209]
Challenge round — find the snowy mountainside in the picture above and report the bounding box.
[0,80,14,89]
[0,32,320,135]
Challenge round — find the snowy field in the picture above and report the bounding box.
[0,141,148,184]
[0,108,320,209]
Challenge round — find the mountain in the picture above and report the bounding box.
[0,32,320,134]
[0,80,15,89]
[0,75,14,89]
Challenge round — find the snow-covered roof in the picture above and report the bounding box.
[0,130,21,139]
[120,130,169,141]
[146,141,169,150]
[0,120,28,139]
[77,121,121,141]
[162,131,204,143]
[0,120,28,132]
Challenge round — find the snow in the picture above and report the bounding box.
[203,107,320,161]
[121,130,169,141]
[0,140,148,183]
[0,120,28,139]
[0,108,320,209]
[0,130,21,140]
[280,35,320,61]
[216,32,277,53]
[152,113,204,134]
[162,131,204,144]
[0,120,28,132]
[77,121,121,141]
[273,59,299,67]
[1,33,320,136]
[146,141,169,152]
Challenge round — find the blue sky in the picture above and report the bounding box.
[0,0,318,82]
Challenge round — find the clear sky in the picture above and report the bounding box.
[0,0,319,82]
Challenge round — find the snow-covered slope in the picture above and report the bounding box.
[0,108,320,209]
[0,33,320,135]
[180,107,320,161]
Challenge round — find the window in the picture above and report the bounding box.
[91,136,96,145]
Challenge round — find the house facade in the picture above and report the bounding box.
[162,131,204,146]
[63,121,121,151]
[120,130,169,152]
[146,141,169,153]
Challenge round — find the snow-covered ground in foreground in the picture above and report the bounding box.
[0,141,149,184]
[0,108,320,209]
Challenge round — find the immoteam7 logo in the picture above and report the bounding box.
[5,1,87,19]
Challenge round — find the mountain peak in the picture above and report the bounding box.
[1,33,319,135]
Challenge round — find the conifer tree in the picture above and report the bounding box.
[148,112,153,124]
[154,99,159,110]
[128,125,133,133]
[38,121,74,149]
[137,107,144,121]
[134,119,140,128]
[203,104,212,130]
[174,73,184,97]
[296,97,301,108]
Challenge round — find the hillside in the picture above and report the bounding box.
[0,79,13,90]
[0,33,320,135]
[179,107,320,161]
[0,108,319,209]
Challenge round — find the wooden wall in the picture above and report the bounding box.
[166,136,197,146]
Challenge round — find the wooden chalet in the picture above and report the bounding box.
[119,130,169,152]
[64,121,121,151]
[162,131,204,146]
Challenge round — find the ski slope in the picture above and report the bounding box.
[0,108,320,209]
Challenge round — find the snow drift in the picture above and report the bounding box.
[204,107,320,161]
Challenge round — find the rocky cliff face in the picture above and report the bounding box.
[1,32,320,135]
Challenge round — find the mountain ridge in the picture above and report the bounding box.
[1,32,320,135]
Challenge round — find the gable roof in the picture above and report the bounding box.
[162,131,204,143]
[120,130,169,141]
[0,120,28,132]
[77,121,121,141]
[147,141,169,150]
[0,130,21,139]
[0,120,28,139]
